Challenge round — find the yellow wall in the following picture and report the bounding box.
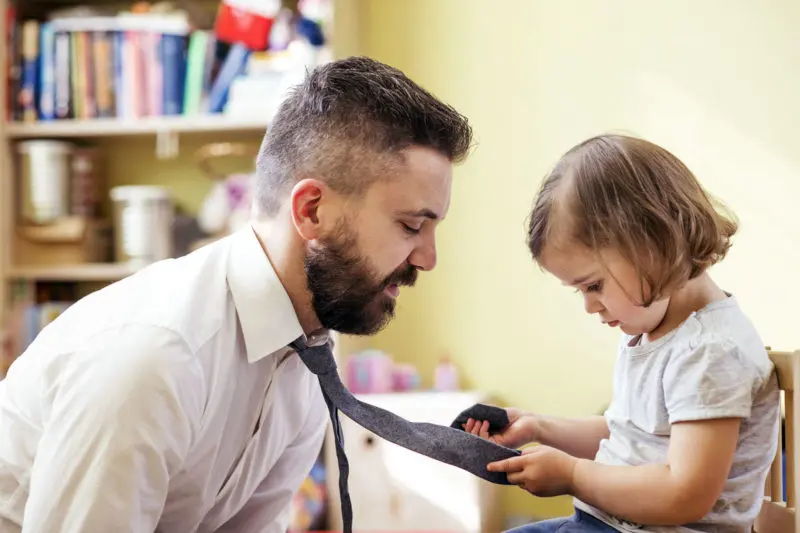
[335,0,800,523]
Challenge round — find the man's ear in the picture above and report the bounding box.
[290,178,327,241]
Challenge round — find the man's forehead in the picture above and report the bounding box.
[372,174,451,217]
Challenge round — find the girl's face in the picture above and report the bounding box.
[539,243,669,336]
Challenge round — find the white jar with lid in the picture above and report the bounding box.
[17,140,73,224]
[110,186,174,265]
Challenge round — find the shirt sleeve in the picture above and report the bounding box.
[22,324,204,533]
[217,386,327,533]
[663,336,760,424]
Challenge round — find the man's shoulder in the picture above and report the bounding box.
[53,238,233,353]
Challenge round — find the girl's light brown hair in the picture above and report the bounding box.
[527,134,738,307]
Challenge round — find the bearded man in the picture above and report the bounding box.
[0,56,472,533]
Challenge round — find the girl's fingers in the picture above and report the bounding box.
[463,418,475,432]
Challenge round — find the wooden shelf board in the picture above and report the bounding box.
[6,263,139,281]
[6,115,270,139]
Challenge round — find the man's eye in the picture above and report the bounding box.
[402,223,421,235]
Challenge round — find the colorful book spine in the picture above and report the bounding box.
[182,30,208,115]
[38,22,55,121]
[161,33,186,116]
[6,13,260,122]
[207,43,250,114]
[19,20,39,123]
[113,31,126,118]
[53,30,71,119]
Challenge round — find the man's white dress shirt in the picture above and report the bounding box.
[0,226,328,532]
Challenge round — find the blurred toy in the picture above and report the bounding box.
[289,459,327,531]
[268,4,325,51]
[346,350,395,394]
[346,350,425,394]
[197,173,254,237]
[434,356,460,391]
[214,0,281,51]
[392,363,421,392]
[194,142,257,240]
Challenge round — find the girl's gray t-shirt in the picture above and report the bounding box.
[575,296,780,533]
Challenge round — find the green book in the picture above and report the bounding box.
[182,30,209,115]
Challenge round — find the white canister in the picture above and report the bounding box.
[110,186,174,265]
[17,140,73,224]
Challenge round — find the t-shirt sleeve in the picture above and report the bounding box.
[663,337,760,424]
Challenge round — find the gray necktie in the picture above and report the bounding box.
[291,338,520,533]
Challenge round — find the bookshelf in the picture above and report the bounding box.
[6,114,270,138]
[7,262,138,281]
[0,0,335,360]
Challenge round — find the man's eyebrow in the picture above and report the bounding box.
[400,209,440,220]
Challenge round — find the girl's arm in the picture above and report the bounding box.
[488,417,741,525]
[533,414,610,460]
[465,410,609,459]
[570,418,741,525]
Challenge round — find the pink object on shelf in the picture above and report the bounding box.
[345,350,394,394]
[434,357,460,391]
[392,364,420,392]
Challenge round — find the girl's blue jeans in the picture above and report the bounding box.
[506,509,620,533]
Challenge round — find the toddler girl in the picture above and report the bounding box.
[467,134,780,533]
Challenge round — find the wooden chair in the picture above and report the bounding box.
[756,349,800,533]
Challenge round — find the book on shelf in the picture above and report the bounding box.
[5,281,75,361]
[7,10,252,124]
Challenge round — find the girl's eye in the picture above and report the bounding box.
[576,281,604,294]
[402,223,421,235]
[587,281,603,293]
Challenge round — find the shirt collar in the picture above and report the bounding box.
[226,224,328,363]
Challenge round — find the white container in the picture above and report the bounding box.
[17,140,73,224]
[110,186,174,265]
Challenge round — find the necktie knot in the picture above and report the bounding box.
[291,339,338,376]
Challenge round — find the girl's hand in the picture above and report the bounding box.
[463,407,535,449]
[486,445,578,497]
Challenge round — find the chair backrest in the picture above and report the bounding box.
[756,349,800,533]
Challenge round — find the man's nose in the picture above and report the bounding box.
[409,237,437,272]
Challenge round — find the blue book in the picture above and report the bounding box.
[207,43,250,114]
[161,33,186,116]
[19,20,39,122]
[38,22,55,120]
[113,31,125,118]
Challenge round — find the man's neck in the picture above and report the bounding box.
[250,219,323,335]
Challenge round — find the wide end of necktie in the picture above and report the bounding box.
[450,403,511,434]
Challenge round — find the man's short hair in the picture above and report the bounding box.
[255,56,473,216]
